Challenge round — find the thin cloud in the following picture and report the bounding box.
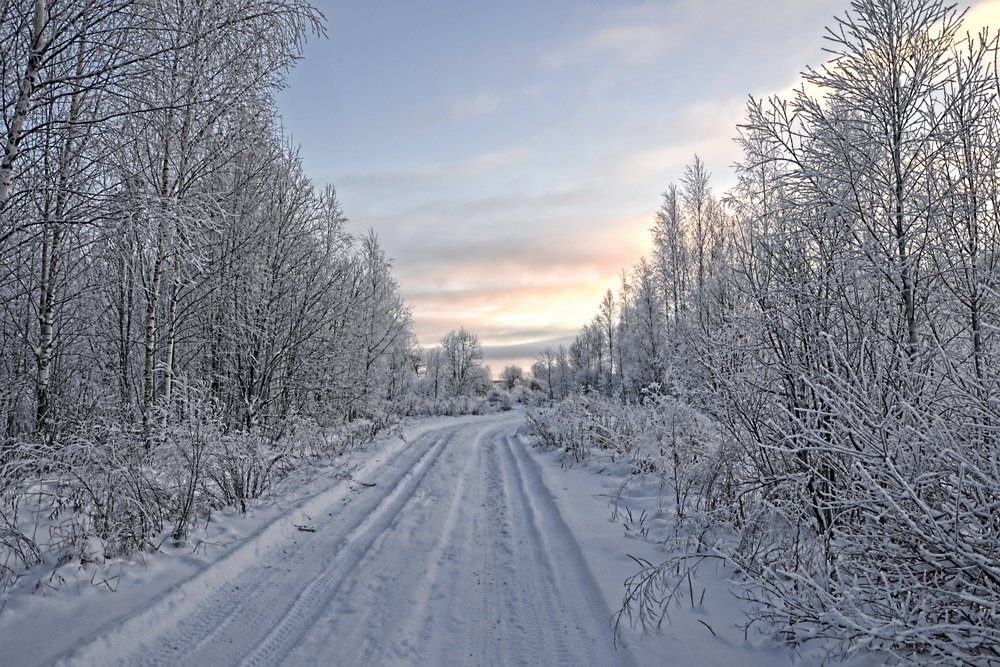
[482,333,578,365]
[443,90,502,121]
[459,147,534,173]
[392,219,650,289]
[337,145,532,193]
[588,26,672,66]
[600,96,749,190]
[541,24,673,69]
[398,212,654,364]
[288,0,863,374]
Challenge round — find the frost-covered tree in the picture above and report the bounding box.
[619,258,666,397]
[439,327,488,397]
[652,184,688,323]
[499,365,523,391]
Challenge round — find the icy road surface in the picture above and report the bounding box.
[54,412,632,666]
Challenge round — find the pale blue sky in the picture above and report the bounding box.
[275,0,929,371]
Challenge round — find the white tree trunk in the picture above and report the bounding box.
[0,0,45,212]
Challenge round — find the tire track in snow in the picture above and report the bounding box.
[423,418,632,667]
[375,420,486,664]
[499,432,638,667]
[286,418,499,666]
[236,430,453,666]
[461,432,519,664]
[493,435,573,663]
[174,432,453,667]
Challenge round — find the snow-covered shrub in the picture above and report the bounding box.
[64,431,167,557]
[485,388,512,412]
[527,391,748,554]
[338,414,396,450]
[0,378,403,591]
[0,424,168,587]
[204,433,284,514]
[613,371,1000,663]
[719,373,1000,663]
[526,393,644,462]
[0,511,41,588]
[153,382,230,542]
[527,393,718,481]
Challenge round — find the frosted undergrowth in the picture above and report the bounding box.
[0,394,404,600]
[527,394,999,665]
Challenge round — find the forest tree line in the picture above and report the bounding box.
[0,0,429,441]
[530,0,1000,661]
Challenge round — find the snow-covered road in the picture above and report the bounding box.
[51,412,632,666]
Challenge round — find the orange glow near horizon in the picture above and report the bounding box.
[406,211,655,372]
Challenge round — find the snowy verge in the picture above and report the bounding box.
[519,427,880,667]
[0,415,478,666]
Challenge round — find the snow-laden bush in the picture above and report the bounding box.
[0,425,167,588]
[202,433,283,516]
[526,393,726,524]
[526,393,646,462]
[718,373,1000,664]
[485,388,512,412]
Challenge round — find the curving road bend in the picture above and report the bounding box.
[57,412,633,667]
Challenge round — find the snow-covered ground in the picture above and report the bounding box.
[1,411,809,666]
